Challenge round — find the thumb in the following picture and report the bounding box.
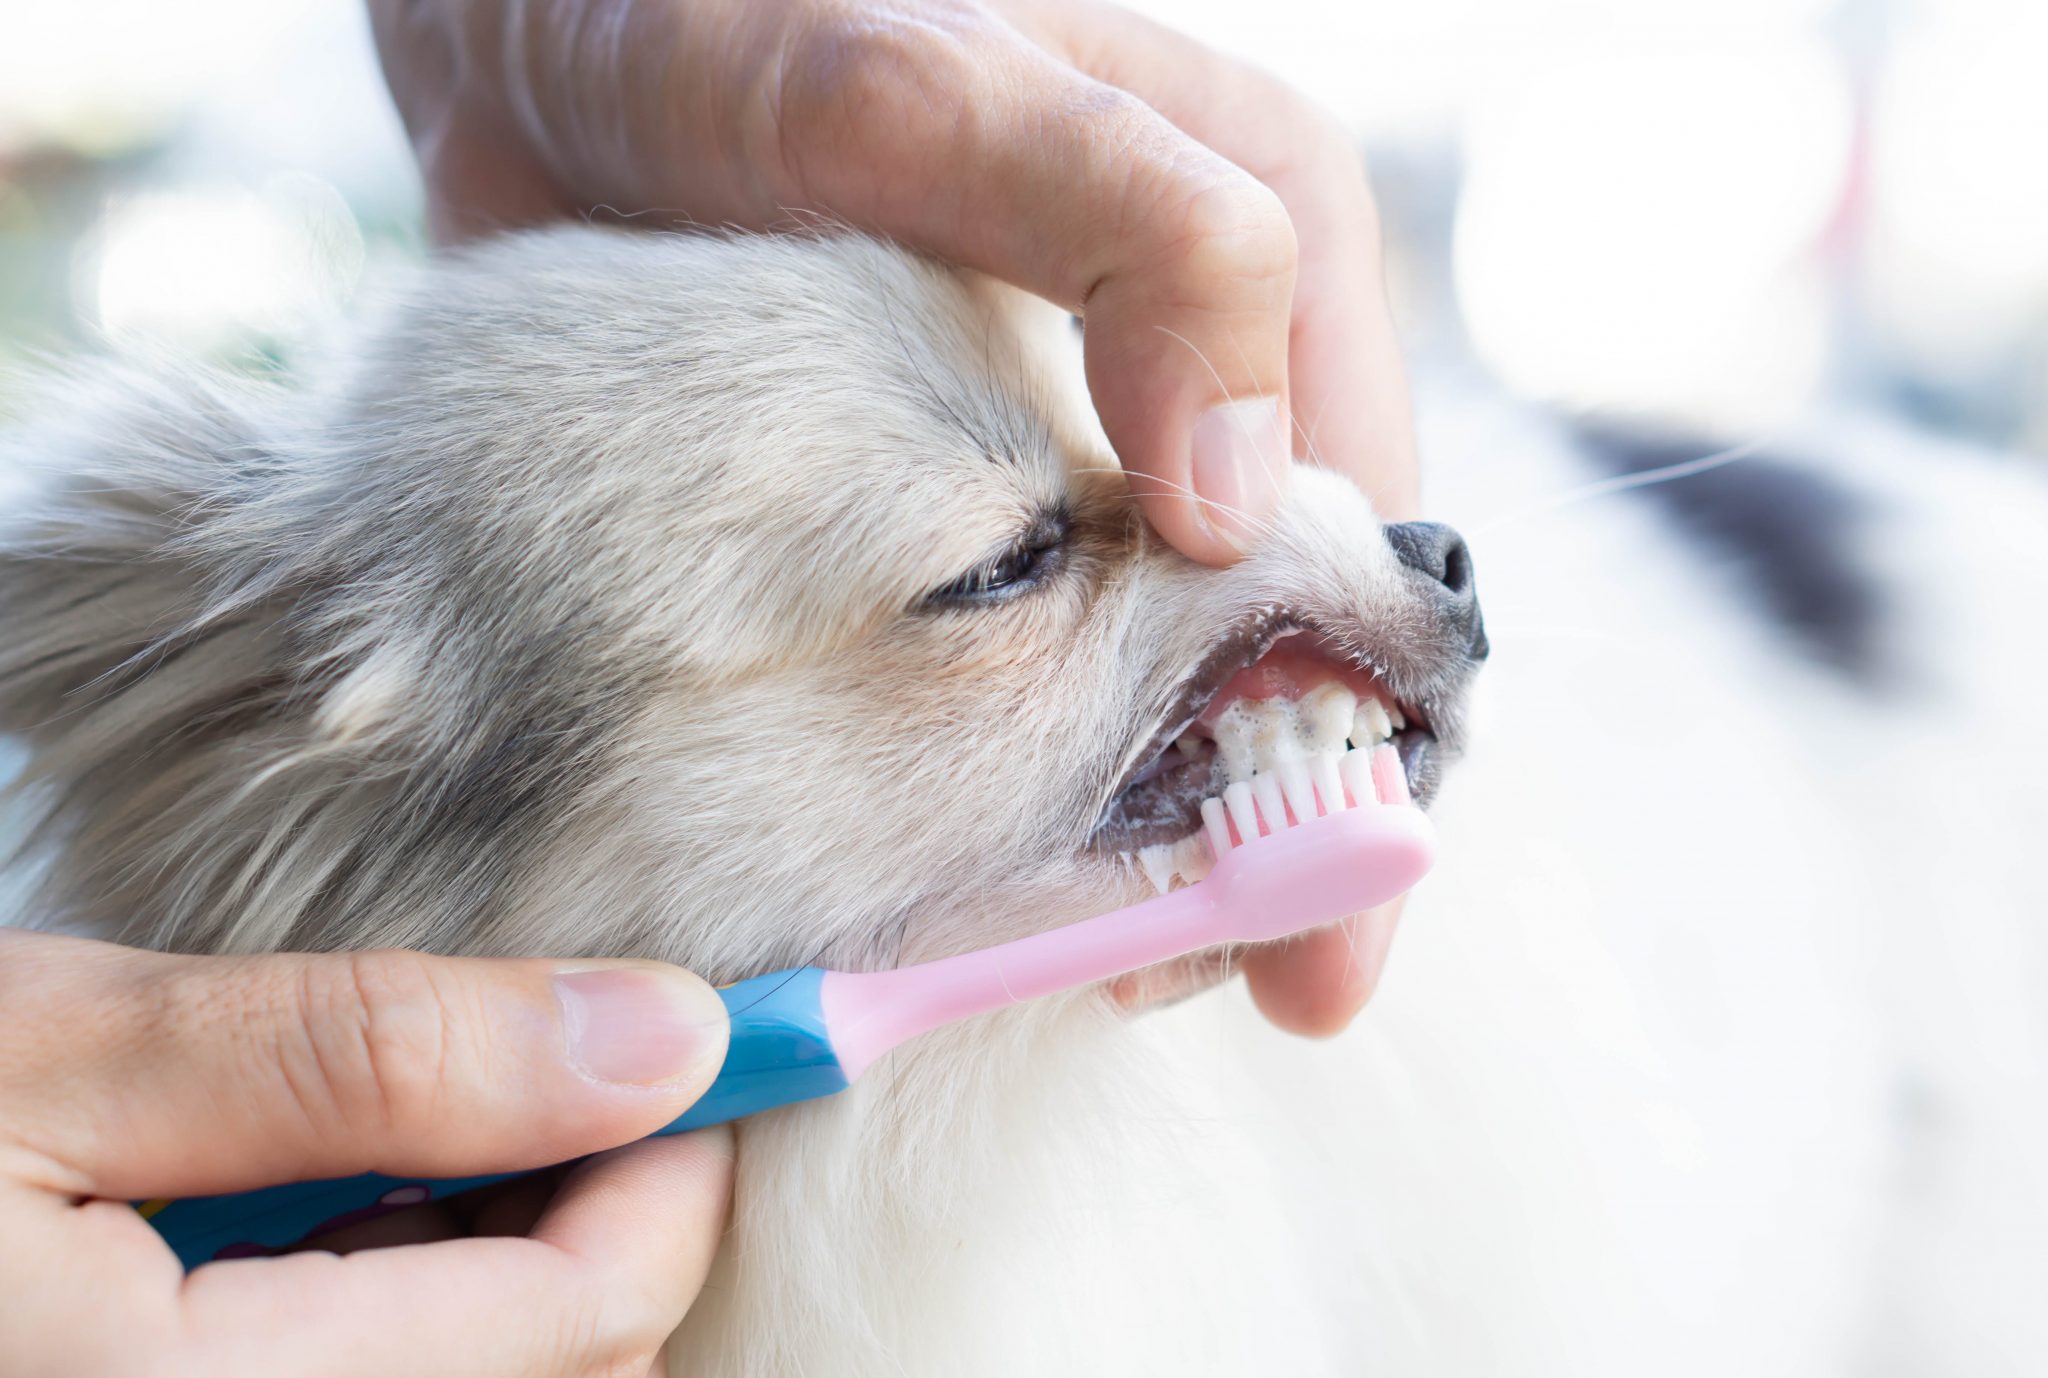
[0,931,729,1200]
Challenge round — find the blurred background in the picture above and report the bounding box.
[1,0,2043,460]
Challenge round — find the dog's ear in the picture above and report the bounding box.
[0,359,306,944]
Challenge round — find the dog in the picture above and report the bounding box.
[4,225,2046,1375]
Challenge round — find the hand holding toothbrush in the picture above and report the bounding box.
[0,930,733,1378]
[136,761,1432,1269]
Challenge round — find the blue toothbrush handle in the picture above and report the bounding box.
[141,967,845,1271]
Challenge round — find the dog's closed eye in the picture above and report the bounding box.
[925,509,1071,608]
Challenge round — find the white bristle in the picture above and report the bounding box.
[1312,752,1346,813]
[1372,741,1411,806]
[1223,781,1260,845]
[1187,745,1387,867]
[1277,759,1317,823]
[1251,775,1286,837]
[1201,796,1233,858]
[1339,748,1377,808]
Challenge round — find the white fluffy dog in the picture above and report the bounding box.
[3,226,2046,1375]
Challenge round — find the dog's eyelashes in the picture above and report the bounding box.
[928,537,1062,606]
[925,511,1071,608]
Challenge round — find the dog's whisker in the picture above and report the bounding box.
[1467,435,1770,538]
[1298,384,1337,462]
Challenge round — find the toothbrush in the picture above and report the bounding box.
[141,744,1434,1269]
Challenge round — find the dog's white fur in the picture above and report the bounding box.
[4,227,2047,1375]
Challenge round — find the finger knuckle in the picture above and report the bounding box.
[1189,58,1379,242]
[290,950,456,1139]
[1167,172,1299,297]
[1076,80,1158,145]
[1089,86,1188,182]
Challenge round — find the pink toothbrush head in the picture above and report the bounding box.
[821,740,1434,1077]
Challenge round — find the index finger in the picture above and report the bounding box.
[1014,2,1421,521]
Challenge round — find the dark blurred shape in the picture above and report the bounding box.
[1579,426,1890,685]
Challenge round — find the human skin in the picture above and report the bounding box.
[368,0,1419,1034]
[0,930,733,1376]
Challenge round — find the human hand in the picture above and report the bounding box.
[369,0,1416,1034]
[0,930,733,1377]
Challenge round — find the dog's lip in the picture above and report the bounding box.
[1098,610,1300,813]
[1095,610,1434,821]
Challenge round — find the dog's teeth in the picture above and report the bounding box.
[1223,781,1260,844]
[1136,832,1221,893]
[1202,796,1233,857]
[1137,843,1176,896]
[1251,775,1287,837]
[1312,752,1346,813]
[1209,705,1260,782]
[1148,684,1411,866]
[1353,698,1393,748]
[1299,683,1356,752]
[1219,701,1281,779]
[1388,703,1406,731]
[1213,690,1365,782]
[1339,748,1377,808]
[1277,759,1318,822]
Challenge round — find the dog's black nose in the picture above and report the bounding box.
[1386,521,1471,593]
[1385,521,1488,660]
